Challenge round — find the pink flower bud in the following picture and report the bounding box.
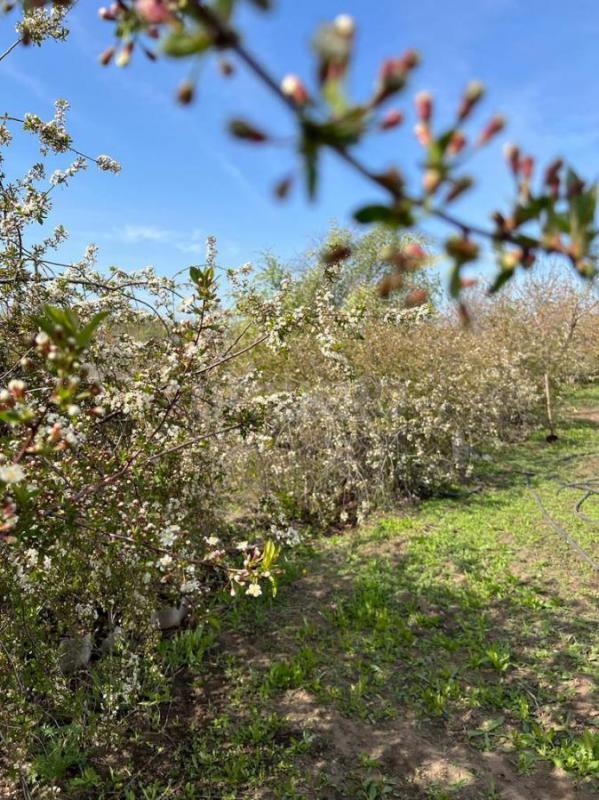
[458,80,485,121]
[404,288,429,308]
[281,74,309,106]
[460,277,478,289]
[8,379,25,401]
[544,158,563,186]
[446,236,480,262]
[375,167,404,195]
[115,41,134,68]
[413,122,432,147]
[415,91,433,122]
[447,130,466,156]
[521,155,534,180]
[398,49,421,71]
[380,109,404,130]
[99,46,116,66]
[445,176,473,203]
[177,80,195,105]
[135,0,172,24]
[0,390,13,409]
[403,243,426,263]
[378,273,404,298]
[547,176,560,199]
[218,58,235,77]
[48,423,62,444]
[503,142,520,175]
[491,211,506,230]
[477,114,505,145]
[229,119,269,143]
[333,14,355,37]
[375,58,410,102]
[98,6,116,20]
[380,59,400,82]
[274,175,293,200]
[325,61,348,83]
[423,168,442,194]
[380,243,424,271]
[322,244,353,264]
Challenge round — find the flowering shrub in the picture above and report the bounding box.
[225,249,599,532]
[0,109,282,790]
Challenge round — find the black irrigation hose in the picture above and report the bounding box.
[573,489,599,526]
[524,474,599,573]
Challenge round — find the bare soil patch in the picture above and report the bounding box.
[277,688,596,800]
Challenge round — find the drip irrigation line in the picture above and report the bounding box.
[523,473,599,573]
[574,491,599,526]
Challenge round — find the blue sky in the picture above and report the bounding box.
[1,0,599,282]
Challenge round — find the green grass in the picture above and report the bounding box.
[63,387,599,798]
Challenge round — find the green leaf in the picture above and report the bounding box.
[354,205,393,224]
[565,167,584,197]
[513,196,551,226]
[353,203,414,228]
[11,483,32,506]
[45,305,76,334]
[571,184,597,228]
[448,260,462,298]
[0,409,24,426]
[427,128,455,167]
[77,311,109,348]
[302,140,319,200]
[214,0,236,20]
[262,539,278,571]
[489,269,514,294]
[162,29,212,58]
[322,79,349,116]
[511,233,540,249]
[317,111,366,148]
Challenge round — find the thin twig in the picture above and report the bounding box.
[0,39,20,64]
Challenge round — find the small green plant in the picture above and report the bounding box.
[30,728,92,786]
[262,646,317,696]
[159,623,218,671]
[361,773,400,799]
[476,645,512,672]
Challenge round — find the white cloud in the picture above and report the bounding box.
[177,241,204,255]
[497,81,599,159]
[216,153,274,211]
[116,224,207,256]
[120,224,175,244]
[0,60,53,106]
